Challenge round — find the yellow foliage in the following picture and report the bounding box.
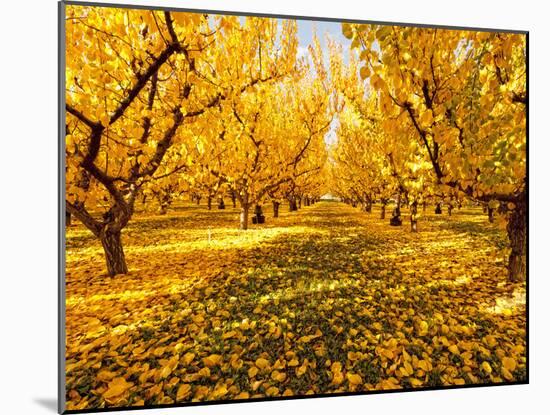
[347,373,363,386]
[103,377,133,400]
[176,384,192,401]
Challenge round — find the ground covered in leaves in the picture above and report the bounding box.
[65,201,526,410]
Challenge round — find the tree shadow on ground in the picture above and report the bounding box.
[64,203,526,409]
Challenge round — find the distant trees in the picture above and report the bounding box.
[336,24,526,281]
[65,6,329,274]
[65,6,526,282]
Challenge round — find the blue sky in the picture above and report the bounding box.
[295,19,350,146]
[295,19,351,57]
[238,16,352,146]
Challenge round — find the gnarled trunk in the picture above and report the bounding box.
[410,201,418,233]
[507,198,527,282]
[100,230,128,276]
[488,207,495,223]
[363,200,372,213]
[273,201,280,218]
[289,198,298,212]
[240,205,249,230]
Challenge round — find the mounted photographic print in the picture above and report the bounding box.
[59,0,528,413]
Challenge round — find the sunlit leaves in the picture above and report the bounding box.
[103,377,134,401]
[339,22,526,205]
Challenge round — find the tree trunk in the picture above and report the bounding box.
[231,191,236,208]
[273,201,280,218]
[507,198,526,282]
[218,198,225,209]
[488,207,495,223]
[100,230,128,276]
[435,202,442,214]
[381,203,386,219]
[447,205,453,216]
[297,197,302,209]
[66,211,71,226]
[158,204,167,215]
[207,196,212,210]
[196,197,201,206]
[289,198,298,211]
[423,202,427,213]
[410,201,418,233]
[240,205,249,230]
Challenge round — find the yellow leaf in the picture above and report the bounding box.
[417,360,431,371]
[222,330,237,339]
[159,364,172,379]
[176,384,192,401]
[288,358,299,367]
[347,373,362,386]
[97,370,117,382]
[265,386,279,396]
[235,391,250,399]
[203,354,222,367]
[448,345,460,355]
[296,362,308,377]
[153,346,165,357]
[255,357,270,370]
[502,367,514,381]
[103,377,133,399]
[271,370,287,382]
[501,357,517,372]
[403,361,414,376]
[211,384,228,398]
[248,366,259,378]
[481,361,493,374]
[182,352,195,365]
[348,351,361,361]
[419,110,434,127]
[409,377,423,387]
[332,371,344,385]
[417,320,429,336]
[198,367,211,377]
